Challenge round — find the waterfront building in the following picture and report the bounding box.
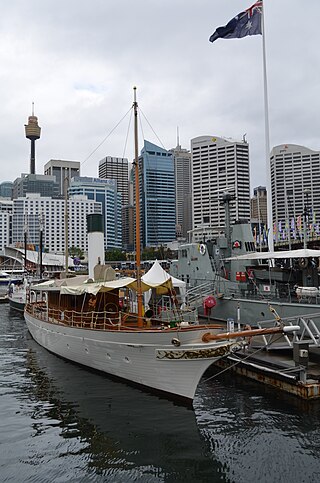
[68,177,122,250]
[0,182,13,199]
[137,141,176,248]
[12,193,101,254]
[191,136,250,241]
[0,200,13,251]
[270,145,320,237]
[12,173,60,199]
[170,144,192,239]
[44,159,80,197]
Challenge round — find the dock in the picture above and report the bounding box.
[207,312,320,400]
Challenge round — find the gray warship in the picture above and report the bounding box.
[170,193,320,325]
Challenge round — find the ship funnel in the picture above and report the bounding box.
[87,214,105,280]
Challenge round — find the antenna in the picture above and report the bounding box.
[177,126,180,147]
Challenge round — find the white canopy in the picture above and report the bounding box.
[30,260,187,297]
[225,248,320,261]
[31,275,137,295]
[141,259,186,289]
[141,260,186,304]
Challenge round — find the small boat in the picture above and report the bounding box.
[8,276,46,313]
[0,293,9,304]
[8,279,28,312]
[0,270,22,287]
[24,89,299,404]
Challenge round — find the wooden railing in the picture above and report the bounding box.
[25,302,123,330]
[24,302,201,331]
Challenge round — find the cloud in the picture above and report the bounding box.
[0,0,319,193]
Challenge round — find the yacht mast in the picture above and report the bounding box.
[133,87,143,326]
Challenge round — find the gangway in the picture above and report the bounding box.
[251,312,320,350]
[186,281,215,308]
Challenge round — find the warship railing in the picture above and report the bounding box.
[250,312,320,349]
[186,281,215,307]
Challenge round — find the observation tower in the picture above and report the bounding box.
[24,103,41,174]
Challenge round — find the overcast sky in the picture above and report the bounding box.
[1,0,319,192]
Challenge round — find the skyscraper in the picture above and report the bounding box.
[138,141,176,247]
[13,174,60,199]
[44,159,80,197]
[99,156,129,249]
[251,186,267,225]
[68,177,122,250]
[191,136,250,239]
[170,144,192,239]
[98,156,129,206]
[270,144,320,228]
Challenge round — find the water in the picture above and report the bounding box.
[1,305,320,483]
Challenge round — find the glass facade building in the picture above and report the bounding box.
[13,174,60,199]
[138,141,175,247]
[69,177,122,250]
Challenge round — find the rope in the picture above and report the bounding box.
[202,333,285,383]
[81,107,132,166]
[138,107,165,149]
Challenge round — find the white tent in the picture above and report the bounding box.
[141,260,186,303]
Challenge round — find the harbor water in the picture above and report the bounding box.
[1,304,320,483]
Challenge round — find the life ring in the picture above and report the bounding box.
[104,303,118,313]
[299,258,308,269]
[203,295,216,316]
[204,296,216,308]
[199,243,206,255]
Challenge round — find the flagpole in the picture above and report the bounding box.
[261,1,274,253]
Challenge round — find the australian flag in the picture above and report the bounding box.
[209,1,262,43]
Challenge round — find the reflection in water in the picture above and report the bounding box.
[22,336,222,482]
[195,370,320,483]
[1,305,320,483]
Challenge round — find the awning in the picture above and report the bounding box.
[225,248,320,261]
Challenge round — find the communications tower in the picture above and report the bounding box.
[24,103,41,174]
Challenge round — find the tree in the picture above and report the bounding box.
[105,248,127,261]
[69,246,84,259]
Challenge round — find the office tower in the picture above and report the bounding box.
[24,106,41,175]
[98,156,129,206]
[191,136,250,239]
[270,144,320,229]
[68,177,122,250]
[99,156,129,249]
[12,174,60,199]
[137,141,175,248]
[0,182,13,199]
[44,159,80,197]
[12,193,101,254]
[251,186,267,225]
[170,144,192,239]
